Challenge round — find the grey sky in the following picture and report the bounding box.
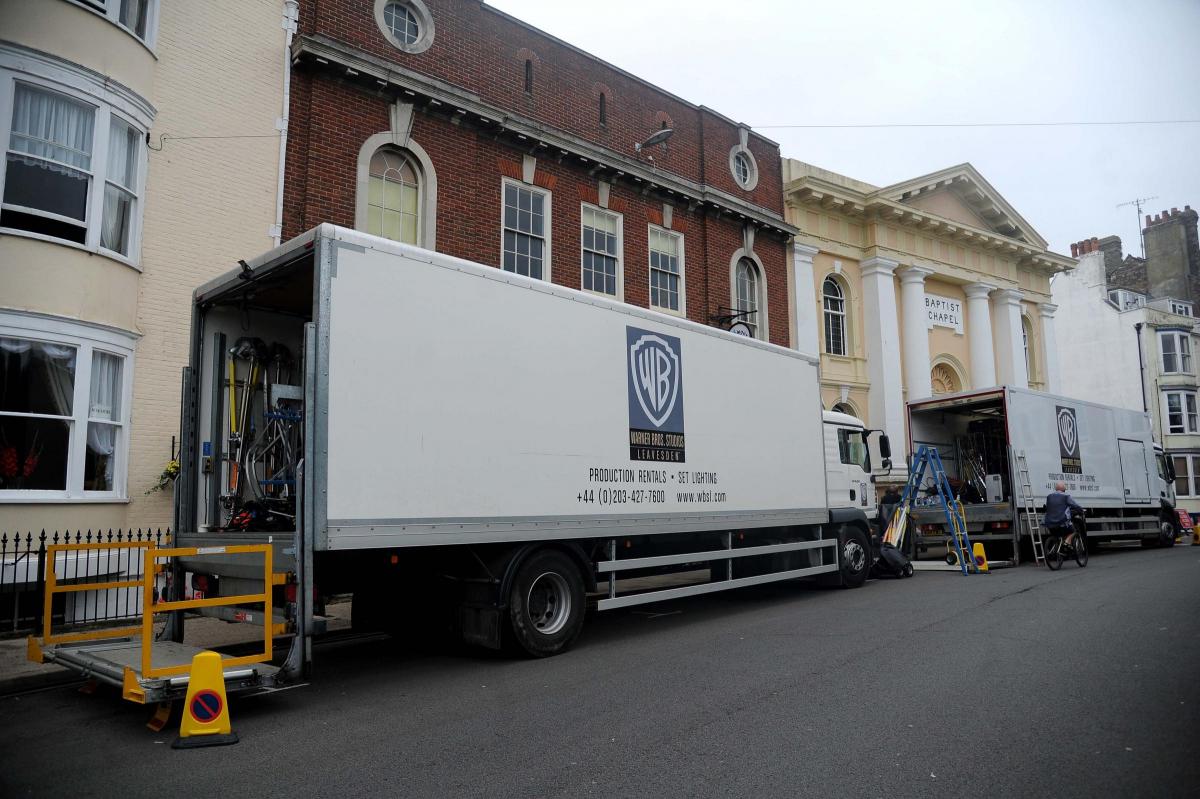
[489,0,1200,259]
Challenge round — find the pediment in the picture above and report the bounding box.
[879,164,1047,248]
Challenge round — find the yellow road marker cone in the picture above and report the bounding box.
[172,650,238,749]
[972,542,989,573]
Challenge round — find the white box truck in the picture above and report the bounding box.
[907,386,1179,561]
[32,226,891,700]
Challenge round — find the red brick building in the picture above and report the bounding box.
[284,0,795,344]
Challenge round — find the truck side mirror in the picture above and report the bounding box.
[878,434,891,459]
[1166,458,1176,481]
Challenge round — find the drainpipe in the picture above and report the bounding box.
[1134,322,1148,413]
[272,0,299,247]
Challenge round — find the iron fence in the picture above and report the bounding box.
[0,528,171,637]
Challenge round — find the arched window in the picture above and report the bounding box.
[367,147,420,245]
[735,257,762,339]
[822,277,847,356]
[831,402,855,416]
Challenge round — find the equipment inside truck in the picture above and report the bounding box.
[909,395,1010,505]
[194,257,313,535]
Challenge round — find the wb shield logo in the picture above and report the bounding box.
[627,327,685,462]
[630,335,679,427]
[1056,405,1082,474]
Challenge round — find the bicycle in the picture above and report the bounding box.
[1044,519,1088,570]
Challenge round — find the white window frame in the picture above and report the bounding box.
[1172,453,1200,497]
[0,47,152,269]
[822,276,848,356]
[0,311,135,503]
[728,145,759,191]
[1170,301,1193,317]
[733,255,767,341]
[580,203,623,300]
[373,0,435,55]
[1163,390,1199,435]
[1160,330,1193,374]
[67,0,160,50]
[499,178,551,281]
[647,225,685,316]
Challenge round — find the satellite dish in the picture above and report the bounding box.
[635,128,674,153]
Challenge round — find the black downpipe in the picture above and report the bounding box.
[1134,323,1149,413]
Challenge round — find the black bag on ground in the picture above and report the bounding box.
[872,542,913,579]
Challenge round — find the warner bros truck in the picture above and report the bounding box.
[906,386,1178,562]
[31,226,891,701]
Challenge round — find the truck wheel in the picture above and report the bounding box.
[506,549,585,658]
[820,525,869,589]
[1159,519,1177,547]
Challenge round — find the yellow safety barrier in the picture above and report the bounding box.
[140,544,285,679]
[40,541,159,647]
[29,539,289,699]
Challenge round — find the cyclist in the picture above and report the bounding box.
[1044,481,1084,546]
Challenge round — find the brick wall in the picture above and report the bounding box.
[285,0,791,345]
[298,0,783,216]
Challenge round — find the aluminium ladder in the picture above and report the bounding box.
[1013,450,1046,566]
[894,445,979,575]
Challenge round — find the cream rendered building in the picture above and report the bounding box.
[0,1,290,532]
[783,160,1075,480]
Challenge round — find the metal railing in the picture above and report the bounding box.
[0,529,170,637]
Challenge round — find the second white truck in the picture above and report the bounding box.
[907,386,1178,561]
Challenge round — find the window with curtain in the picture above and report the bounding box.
[77,0,158,45]
[735,258,762,339]
[0,318,132,499]
[823,277,847,356]
[1,74,147,262]
[366,147,421,245]
[3,83,94,243]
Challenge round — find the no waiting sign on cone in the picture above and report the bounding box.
[173,650,239,749]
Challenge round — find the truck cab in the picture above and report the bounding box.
[823,410,885,521]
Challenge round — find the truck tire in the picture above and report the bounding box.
[1159,519,1177,547]
[819,525,870,589]
[505,549,586,658]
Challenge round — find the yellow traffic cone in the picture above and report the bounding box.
[972,542,989,573]
[172,650,238,749]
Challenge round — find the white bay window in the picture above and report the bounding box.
[1164,390,1199,435]
[1160,330,1193,374]
[0,312,134,501]
[0,48,151,265]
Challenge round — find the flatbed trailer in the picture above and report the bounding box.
[31,226,884,700]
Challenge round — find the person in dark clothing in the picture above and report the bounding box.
[1044,482,1084,546]
[879,486,902,531]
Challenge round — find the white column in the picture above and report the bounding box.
[791,242,820,356]
[1039,303,1060,394]
[898,265,933,400]
[991,288,1028,388]
[860,257,905,458]
[964,282,997,388]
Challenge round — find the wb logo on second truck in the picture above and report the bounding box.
[627,327,686,463]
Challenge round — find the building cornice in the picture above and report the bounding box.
[784,176,1074,276]
[294,34,798,238]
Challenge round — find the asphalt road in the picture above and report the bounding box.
[3,545,1198,798]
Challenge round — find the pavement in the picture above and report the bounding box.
[1,544,1198,798]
